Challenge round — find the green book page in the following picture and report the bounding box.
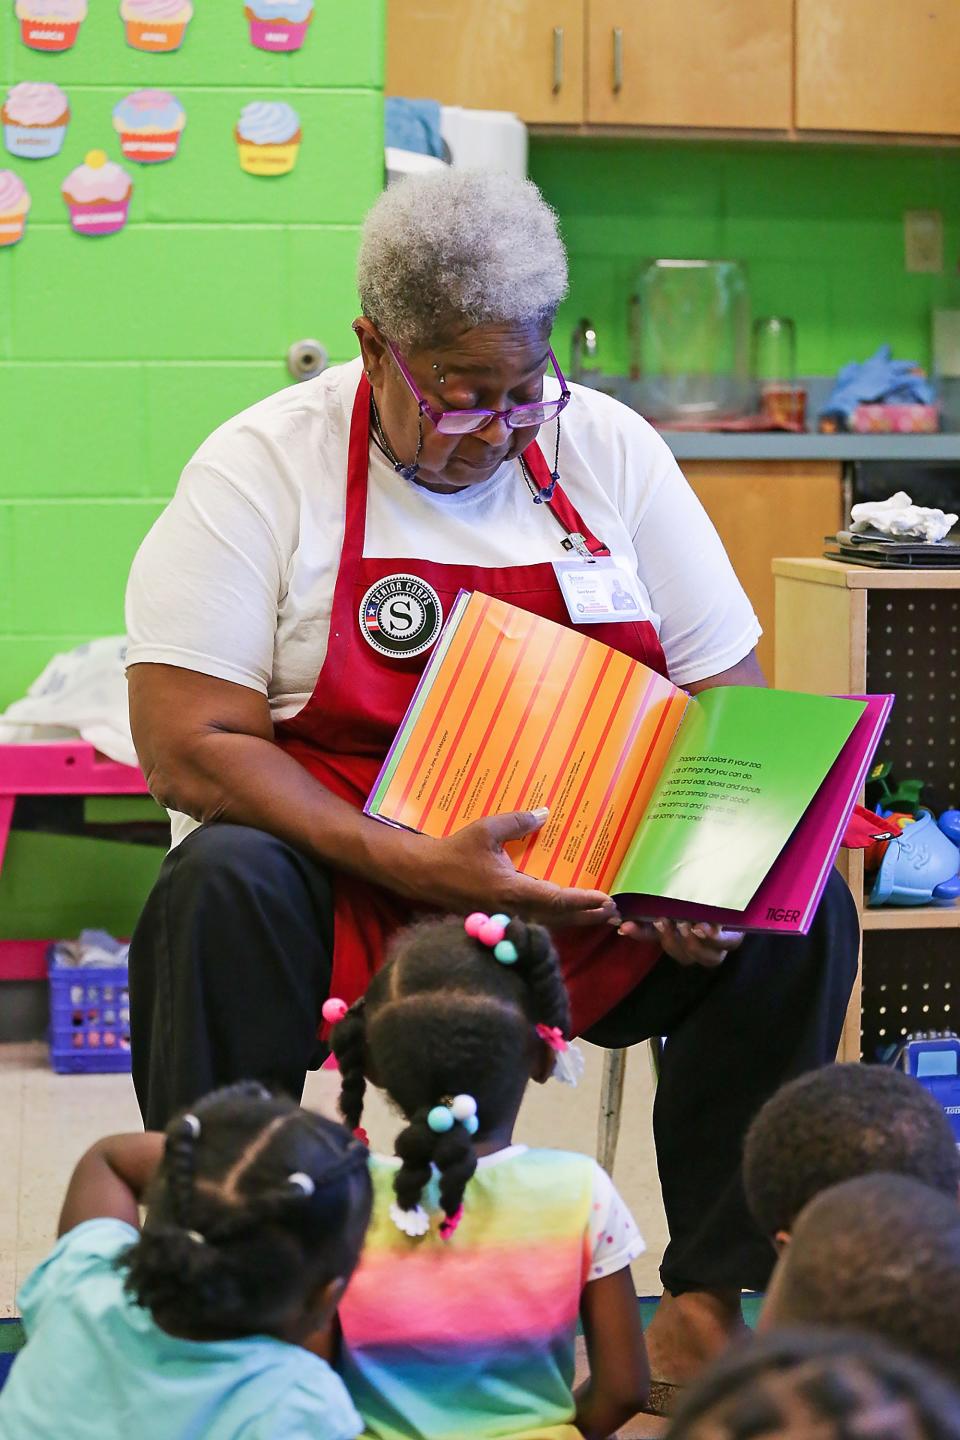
[612,687,865,909]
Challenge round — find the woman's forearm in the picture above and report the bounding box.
[146,727,413,892]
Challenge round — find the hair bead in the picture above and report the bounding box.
[477,917,507,947]
[321,997,349,1024]
[464,912,488,939]
[427,1105,455,1134]
[493,939,518,964]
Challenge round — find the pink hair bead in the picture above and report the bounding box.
[321,998,349,1024]
[477,918,506,947]
[464,912,488,939]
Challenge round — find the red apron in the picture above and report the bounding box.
[275,376,669,1035]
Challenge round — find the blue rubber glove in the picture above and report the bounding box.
[822,344,935,420]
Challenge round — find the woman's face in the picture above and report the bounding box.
[356,319,552,492]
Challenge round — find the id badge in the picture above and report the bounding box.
[552,556,652,625]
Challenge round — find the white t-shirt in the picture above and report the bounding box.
[126,360,759,844]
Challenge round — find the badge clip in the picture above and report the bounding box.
[561,532,596,561]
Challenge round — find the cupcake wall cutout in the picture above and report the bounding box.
[0,170,30,246]
[245,0,314,52]
[15,0,87,51]
[62,149,133,236]
[120,0,193,52]
[235,101,301,175]
[113,90,186,163]
[3,82,70,159]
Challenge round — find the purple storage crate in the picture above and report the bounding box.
[48,950,132,1074]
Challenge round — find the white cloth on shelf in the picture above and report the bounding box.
[0,636,137,767]
[851,490,958,543]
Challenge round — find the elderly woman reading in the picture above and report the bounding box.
[125,169,858,1391]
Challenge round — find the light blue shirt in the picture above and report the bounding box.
[0,1219,361,1440]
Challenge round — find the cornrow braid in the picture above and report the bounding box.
[331,998,367,1132]
[164,1080,270,1235]
[164,1116,200,1232]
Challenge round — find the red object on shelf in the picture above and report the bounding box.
[0,742,148,982]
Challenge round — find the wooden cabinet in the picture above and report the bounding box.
[387,1,960,140]
[586,0,792,130]
[684,462,843,683]
[796,0,960,136]
[386,0,585,125]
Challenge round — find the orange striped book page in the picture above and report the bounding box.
[366,591,689,892]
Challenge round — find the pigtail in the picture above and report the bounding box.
[434,1125,477,1224]
[508,918,571,1036]
[394,1107,437,1214]
[331,999,368,1132]
[393,1106,477,1230]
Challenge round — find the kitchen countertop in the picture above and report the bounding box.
[589,375,960,464]
[659,430,960,463]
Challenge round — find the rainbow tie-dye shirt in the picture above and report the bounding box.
[338,1145,644,1440]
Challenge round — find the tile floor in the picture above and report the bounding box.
[0,1037,669,1318]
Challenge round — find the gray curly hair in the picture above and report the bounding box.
[357,170,569,351]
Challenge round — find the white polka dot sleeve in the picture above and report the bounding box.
[587,1162,646,1281]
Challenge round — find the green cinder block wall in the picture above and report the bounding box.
[0,5,384,710]
[530,138,960,379]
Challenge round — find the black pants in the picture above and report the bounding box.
[129,822,859,1294]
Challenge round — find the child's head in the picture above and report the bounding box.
[743,1063,960,1244]
[121,1082,372,1342]
[665,1328,960,1440]
[331,914,570,1231]
[760,1173,960,1386]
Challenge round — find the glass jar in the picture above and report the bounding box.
[629,259,753,423]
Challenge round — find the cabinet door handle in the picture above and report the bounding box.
[612,26,624,93]
[552,25,564,93]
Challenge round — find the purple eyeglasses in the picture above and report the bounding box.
[385,339,571,436]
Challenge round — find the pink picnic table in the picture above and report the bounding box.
[0,742,148,982]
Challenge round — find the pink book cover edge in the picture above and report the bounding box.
[617,693,893,935]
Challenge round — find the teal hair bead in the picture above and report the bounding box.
[427,1105,454,1134]
[463,1114,479,1135]
[490,913,510,928]
[494,938,518,964]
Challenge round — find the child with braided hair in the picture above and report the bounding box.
[0,1082,371,1440]
[328,913,650,1440]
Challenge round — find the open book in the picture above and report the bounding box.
[366,592,892,933]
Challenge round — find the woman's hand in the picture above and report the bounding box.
[618,917,744,968]
[380,808,621,929]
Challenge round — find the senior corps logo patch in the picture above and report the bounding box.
[359,574,443,658]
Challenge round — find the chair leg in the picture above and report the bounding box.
[597,1047,628,1174]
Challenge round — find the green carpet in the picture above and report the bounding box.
[0,1319,25,1389]
[638,1294,762,1329]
